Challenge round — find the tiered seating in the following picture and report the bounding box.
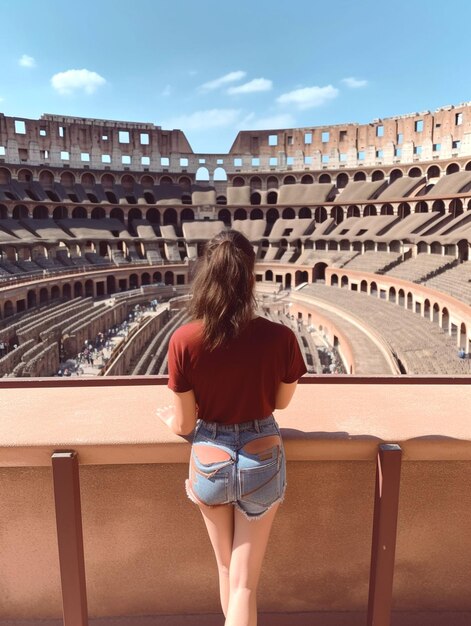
[301,283,468,375]
[424,261,471,303]
[342,251,402,273]
[384,254,456,282]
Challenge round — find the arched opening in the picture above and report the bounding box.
[250,176,262,190]
[427,165,440,179]
[441,307,450,332]
[110,207,125,223]
[336,173,349,189]
[283,175,296,185]
[153,272,162,283]
[312,262,327,282]
[232,176,245,187]
[389,287,396,304]
[267,176,278,189]
[460,323,467,350]
[314,207,327,222]
[142,272,151,286]
[163,208,177,225]
[457,240,469,262]
[85,280,94,297]
[218,209,231,226]
[450,198,463,218]
[282,207,295,219]
[81,173,96,187]
[144,191,156,204]
[146,208,160,225]
[299,207,312,219]
[250,192,261,205]
[406,292,413,310]
[389,169,403,183]
[347,205,360,218]
[181,208,194,222]
[301,174,314,184]
[160,176,173,185]
[432,199,445,213]
[446,163,460,175]
[295,270,308,286]
[360,280,368,293]
[266,208,279,224]
[265,270,273,282]
[364,205,377,217]
[53,206,68,220]
[72,206,87,219]
[0,167,12,185]
[164,271,174,285]
[267,191,278,204]
[331,206,344,224]
[398,203,411,219]
[213,167,227,181]
[424,299,431,319]
[331,274,339,287]
[33,205,49,219]
[370,282,378,297]
[285,274,292,289]
[91,207,106,220]
[372,170,385,181]
[353,171,366,181]
[415,201,428,213]
[27,290,37,308]
[216,196,227,205]
[250,208,263,220]
[408,167,422,178]
[18,168,33,183]
[234,208,247,220]
[318,173,331,184]
[195,167,210,182]
[381,204,394,215]
[74,282,83,297]
[13,205,28,219]
[129,274,139,290]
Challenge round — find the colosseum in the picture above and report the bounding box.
[1,102,471,378]
[2,103,471,626]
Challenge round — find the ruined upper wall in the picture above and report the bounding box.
[1,103,471,177]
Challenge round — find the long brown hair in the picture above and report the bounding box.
[190,230,256,350]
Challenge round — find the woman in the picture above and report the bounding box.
[158,229,306,626]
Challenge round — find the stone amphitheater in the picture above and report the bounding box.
[1,102,471,376]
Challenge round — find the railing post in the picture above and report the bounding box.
[51,451,89,626]
[367,443,402,626]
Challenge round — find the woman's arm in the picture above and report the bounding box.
[275,381,298,410]
[157,389,197,435]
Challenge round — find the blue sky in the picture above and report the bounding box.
[1,0,470,153]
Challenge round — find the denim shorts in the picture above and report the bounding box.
[186,415,286,520]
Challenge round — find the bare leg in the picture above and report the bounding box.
[199,503,234,617]
[225,503,279,626]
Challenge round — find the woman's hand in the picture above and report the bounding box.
[156,391,197,435]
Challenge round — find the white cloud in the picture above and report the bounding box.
[19,54,36,68]
[162,84,172,97]
[199,71,246,92]
[277,85,339,110]
[164,109,242,131]
[227,78,273,95]
[51,69,106,96]
[342,77,368,88]
[240,112,296,130]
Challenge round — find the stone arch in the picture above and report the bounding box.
[361,280,368,293]
[331,273,339,287]
[299,207,312,219]
[160,175,173,185]
[195,167,210,182]
[72,206,87,219]
[427,165,441,179]
[389,169,403,183]
[432,199,445,212]
[234,208,247,220]
[371,170,385,181]
[0,204,8,219]
[408,167,422,178]
[314,206,327,222]
[17,168,33,182]
[446,162,460,175]
[282,207,295,219]
[250,208,263,220]
[457,239,469,261]
[450,198,463,217]
[441,307,450,332]
[146,208,160,224]
[91,206,106,220]
[81,172,96,187]
[111,207,125,223]
[33,205,49,219]
[318,173,331,184]
[181,208,195,222]
[250,192,261,205]
[336,172,349,189]
[312,262,327,282]
[0,167,12,185]
[140,174,154,188]
[213,167,227,181]
[301,174,314,184]
[389,286,396,304]
[164,271,174,285]
[415,201,428,213]
[267,191,278,204]
[295,270,308,285]
[39,169,54,187]
[267,176,279,189]
[381,203,394,215]
[353,171,366,181]
[232,176,245,187]
[120,174,135,189]
[265,269,273,281]
[216,195,227,205]
[250,176,262,190]
[364,204,377,217]
[53,206,68,220]
[398,203,411,219]
[283,175,296,185]
[331,206,344,223]
[218,209,231,226]
[163,208,177,225]
[13,204,28,219]
[266,208,279,224]
[347,205,360,218]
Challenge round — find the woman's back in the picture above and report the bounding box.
[168,316,305,424]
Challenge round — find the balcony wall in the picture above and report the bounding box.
[1,376,471,626]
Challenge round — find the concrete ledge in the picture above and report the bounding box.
[2,376,471,466]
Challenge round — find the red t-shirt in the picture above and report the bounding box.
[167,316,307,424]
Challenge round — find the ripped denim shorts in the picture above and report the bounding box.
[186,415,286,520]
